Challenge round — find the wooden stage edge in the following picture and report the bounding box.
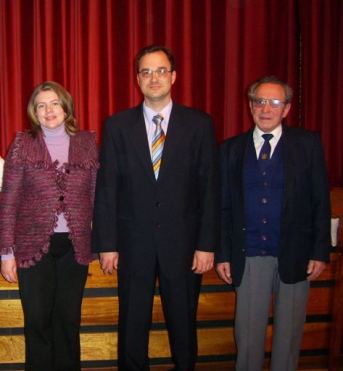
[0,356,338,371]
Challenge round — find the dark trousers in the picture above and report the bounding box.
[117,259,201,371]
[17,233,88,371]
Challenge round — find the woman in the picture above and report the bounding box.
[0,81,98,371]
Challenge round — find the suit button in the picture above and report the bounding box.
[65,169,70,174]
[155,223,160,228]
[262,171,267,176]
[261,198,267,204]
[155,202,161,207]
[59,195,64,201]
[242,248,246,252]
[262,218,267,224]
[263,181,268,186]
[242,227,246,231]
[261,235,267,241]
[261,249,266,255]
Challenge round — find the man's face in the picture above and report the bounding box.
[137,51,176,107]
[249,83,291,133]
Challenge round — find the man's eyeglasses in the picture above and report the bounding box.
[138,67,172,79]
[251,97,286,108]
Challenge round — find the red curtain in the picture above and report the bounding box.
[299,0,343,186]
[0,0,342,186]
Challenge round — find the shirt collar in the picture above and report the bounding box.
[253,124,283,143]
[143,100,173,126]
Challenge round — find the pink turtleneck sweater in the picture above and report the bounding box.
[42,124,70,232]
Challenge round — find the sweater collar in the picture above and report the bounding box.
[41,124,68,139]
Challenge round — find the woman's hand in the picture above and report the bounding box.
[1,258,18,283]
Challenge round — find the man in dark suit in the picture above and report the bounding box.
[216,76,331,371]
[92,45,218,371]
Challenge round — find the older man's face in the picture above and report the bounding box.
[249,83,291,133]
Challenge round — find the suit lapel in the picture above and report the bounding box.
[129,105,156,182]
[281,126,297,212]
[233,132,251,213]
[157,104,185,182]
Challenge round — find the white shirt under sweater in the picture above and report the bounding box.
[253,124,282,159]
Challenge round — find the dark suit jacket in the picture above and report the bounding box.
[92,103,219,277]
[216,125,331,285]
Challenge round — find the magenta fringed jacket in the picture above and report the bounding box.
[0,131,98,268]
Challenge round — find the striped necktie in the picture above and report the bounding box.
[152,114,165,179]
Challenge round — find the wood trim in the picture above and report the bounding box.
[0,285,334,329]
[0,323,330,364]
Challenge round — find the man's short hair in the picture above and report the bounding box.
[135,45,175,73]
[248,76,293,103]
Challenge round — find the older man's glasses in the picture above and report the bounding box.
[252,97,286,108]
[138,67,172,79]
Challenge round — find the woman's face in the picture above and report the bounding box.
[35,90,66,130]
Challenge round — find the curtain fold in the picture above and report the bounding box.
[298,0,343,186]
[0,0,342,185]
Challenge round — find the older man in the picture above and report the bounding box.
[216,76,330,371]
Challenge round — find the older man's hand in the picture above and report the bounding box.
[216,262,232,285]
[307,259,326,280]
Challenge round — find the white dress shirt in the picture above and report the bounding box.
[253,125,283,159]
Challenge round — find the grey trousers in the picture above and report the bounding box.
[235,256,309,371]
